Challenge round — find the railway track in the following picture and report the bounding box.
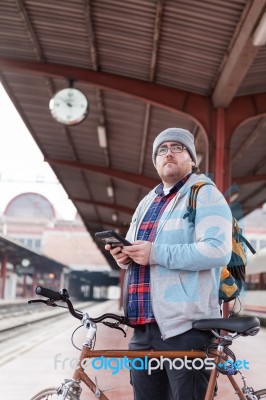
[0,300,95,366]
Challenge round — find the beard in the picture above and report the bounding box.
[159,160,192,186]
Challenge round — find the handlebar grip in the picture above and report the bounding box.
[35,286,64,301]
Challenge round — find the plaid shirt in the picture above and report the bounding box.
[127,174,191,325]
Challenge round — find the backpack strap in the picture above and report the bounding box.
[232,217,256,255]
[184,185,257,255]
[183,182,214,224]
[238,232,256,254]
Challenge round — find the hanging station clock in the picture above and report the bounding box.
[49,87,89,126]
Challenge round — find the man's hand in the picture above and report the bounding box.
[122,241,152,265]
[105,244,131,264]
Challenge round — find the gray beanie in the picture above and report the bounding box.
[152,127,197,166]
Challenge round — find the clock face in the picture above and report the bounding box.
[49,88,88,126]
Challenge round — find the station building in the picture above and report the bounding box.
[0,192,119,300]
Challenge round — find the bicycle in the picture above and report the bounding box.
[29,286,266,400]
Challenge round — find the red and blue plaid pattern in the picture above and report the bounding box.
[128,175,191,325]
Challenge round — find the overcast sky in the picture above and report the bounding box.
[0,82,76,220]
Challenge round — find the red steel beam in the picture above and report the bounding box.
[84,219,129,230]
[1,59,266,138]
[0,58,211,132]
[214,108,226,192]
[1,58,266,142]
[243,201,265,216]
[45,157,160,188]
[233,174,266,185]
[232,119,265,165]
[225,93,266,138]
[72,198,134,215]
[47,158,266,189]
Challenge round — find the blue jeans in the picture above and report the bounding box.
[129,324,213,400]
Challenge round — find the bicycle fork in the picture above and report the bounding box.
[238,371,259,400]
[57,379,82,400]
[72,319,110,399]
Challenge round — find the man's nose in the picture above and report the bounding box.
[165,148,174,155]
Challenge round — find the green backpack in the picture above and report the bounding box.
[183,182,256,302]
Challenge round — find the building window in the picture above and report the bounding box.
[249,239,257,252]
[13,237,42,251]
[246,273,266,290]
[259,240,266,250]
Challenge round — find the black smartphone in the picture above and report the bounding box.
[95,230,132,248]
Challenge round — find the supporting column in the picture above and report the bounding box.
[0,254,7,299]
[89,284,94,300]
[32,273,36,297]
[214,108,235,318]
[213,107,232,196]
[215,108,225,192]
[22,275,27,298]
[223,143,232,200]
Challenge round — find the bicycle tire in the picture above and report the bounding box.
[30,387,73,400]
[253,389,266,399]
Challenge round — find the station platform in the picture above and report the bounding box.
[0,297,92,332]
[0,299,265,399]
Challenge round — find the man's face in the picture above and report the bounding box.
[155,141,194,187]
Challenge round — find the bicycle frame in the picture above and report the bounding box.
[70,322,247,400]
[72,348,248,400]
[29,289,263,400]
[73,349,207,399]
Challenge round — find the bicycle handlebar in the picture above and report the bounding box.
[33,286,128,327]
[35,286,66,301]
[91,313,126,324]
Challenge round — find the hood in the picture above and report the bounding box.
[178,173,215,198]
[147,173,214,201]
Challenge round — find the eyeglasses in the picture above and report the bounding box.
[156,144,187,156]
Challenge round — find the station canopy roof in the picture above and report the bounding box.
[0,1,266,269]
[0,235,69,273]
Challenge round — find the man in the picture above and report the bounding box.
[105,128,232,399]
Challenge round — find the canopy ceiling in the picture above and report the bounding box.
[0,0,266,269]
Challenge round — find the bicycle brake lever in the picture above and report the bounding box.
[102,321,127,337]
[28,299,58,307]
[28,299,47,304]
[116,326,127,337]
